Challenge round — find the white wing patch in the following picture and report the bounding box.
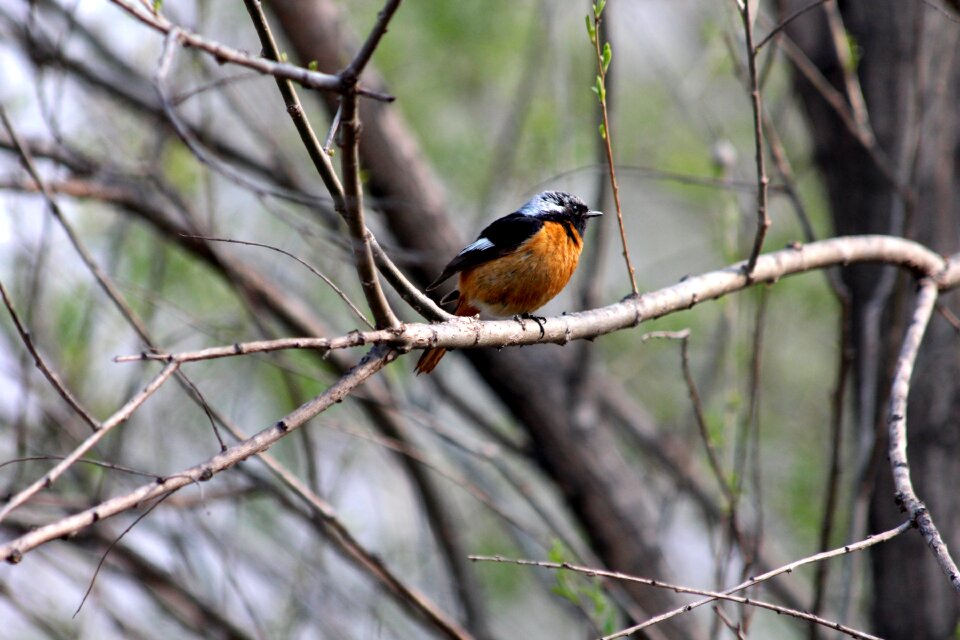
[458,237,494,256]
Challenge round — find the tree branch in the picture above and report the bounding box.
[117,235,957,364]
[105,0,393,100]
[0,345,397,563]
[886,279,960,593]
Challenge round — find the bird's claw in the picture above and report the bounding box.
[514,313,546,339]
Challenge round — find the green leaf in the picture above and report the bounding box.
[279,51,289,63]
[585,15,596,43]
[599,122,607,140]
[152,0,162,12]
[308,60,319,71]
[602,42,612,74]
[595,0,606,19]
[594,75,605,103]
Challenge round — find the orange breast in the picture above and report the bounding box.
[458,220,583,316]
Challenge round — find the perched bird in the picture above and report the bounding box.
[415,191,602,374]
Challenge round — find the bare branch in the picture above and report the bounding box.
[0,280,99,431]
[740,0,771,276]
[342,0,404,80]
[117,235,957,364]
[469,519,907,640]
[596,519,910,638]
[0,345,396,563]
[339,92,400,328]
[0,362,179,524]
[105,0,393,100]
[887,279,960,593]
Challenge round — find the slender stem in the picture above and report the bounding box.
[741,0,770,277]
[342,0,404,80]
[339,91,400,328]
[242,0,346,210]
[593,13,639,295]
[0,280,100,432]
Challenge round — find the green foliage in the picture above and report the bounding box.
[548,540,618,636]
[601,42,612,74]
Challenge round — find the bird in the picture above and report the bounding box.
[414,190,602,374]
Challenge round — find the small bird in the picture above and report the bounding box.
[415,190,602,374]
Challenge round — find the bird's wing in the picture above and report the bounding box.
[426,213,543,290]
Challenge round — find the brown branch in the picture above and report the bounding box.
[339,91,400,328]
[0,345,396,563]
[241,0,421,325]
[342,0,404,80]
[241,0,346,210]
[105,0,393,100]
[740,0,771,277]
[0,280,99,432]
[886,279,960,593]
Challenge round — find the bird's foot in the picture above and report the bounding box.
[514,313,546,339]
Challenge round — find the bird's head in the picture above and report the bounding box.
[518,191,603,236]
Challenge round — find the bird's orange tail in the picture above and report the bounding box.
[414,296,478,375]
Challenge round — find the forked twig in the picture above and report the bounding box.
[471,519,907,640]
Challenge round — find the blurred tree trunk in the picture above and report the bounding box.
[268,1,692,636]
[784,1,960,637]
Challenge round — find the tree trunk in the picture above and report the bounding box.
[784,1,960,636]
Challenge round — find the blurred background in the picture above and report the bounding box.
[0,1,958,638]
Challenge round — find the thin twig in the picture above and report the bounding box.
[887,279,960,593]
[342,0,404,80]
[0,106,154,344]
[469,520,904,640]
[339,91,400,328]
[754,0,830,51]
[0,280,99,431]
[181,234,374,329]
[740,0,771,277]
[106,0,393,101]
[0,345,397,563]
[598,519,910,638]
[0,362,179,524]
[591,8,638,295]
[679,334,736,507]
[811,299,852,622]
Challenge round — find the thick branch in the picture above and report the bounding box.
[120,235,956,364]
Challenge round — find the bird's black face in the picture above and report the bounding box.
[519,191,602,236]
